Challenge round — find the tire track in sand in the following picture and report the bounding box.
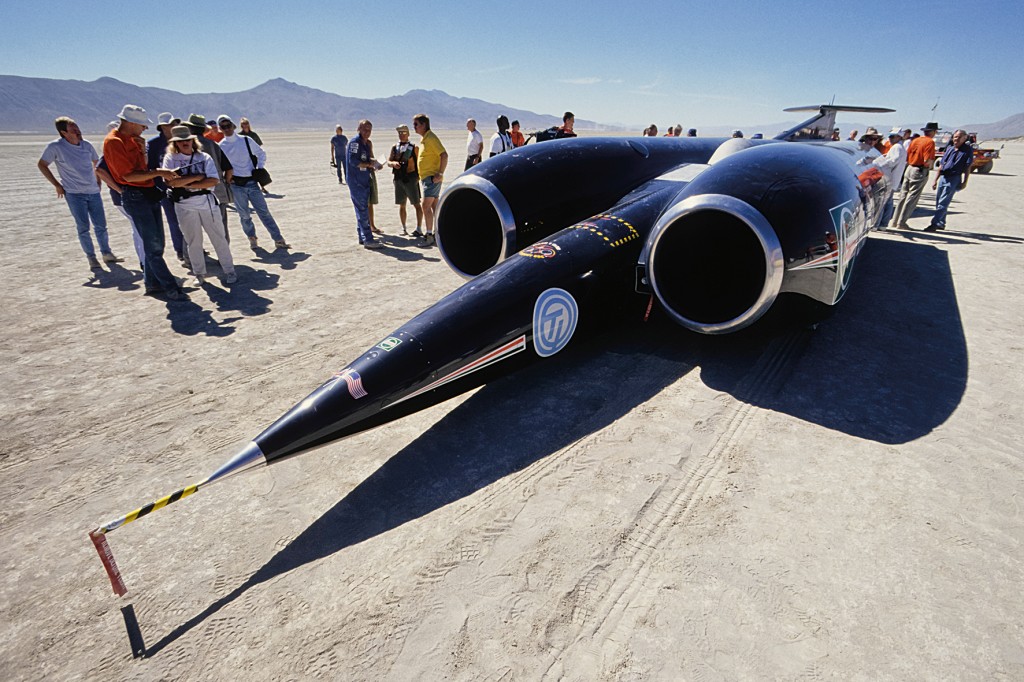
[539,329,813,678]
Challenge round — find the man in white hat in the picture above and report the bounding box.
[874,129,908,228]
[103,104,187,300]
[37,116,123,270]
[216,114,290,250]
[145,112,186,262]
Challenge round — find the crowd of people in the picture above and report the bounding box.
[849,122,974,232]
[38,105,291,301]
[37,105,975,303]
[338,112,576,249]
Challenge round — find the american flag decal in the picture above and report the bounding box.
[333,368,368,399]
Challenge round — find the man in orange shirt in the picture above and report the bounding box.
[509,120,526,148]
[103,104,188,300]
[891,122,938,230]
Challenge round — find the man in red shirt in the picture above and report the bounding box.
[891,122,938,230]
[103,104,187,300]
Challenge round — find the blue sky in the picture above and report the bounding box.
[2,0,1021,129]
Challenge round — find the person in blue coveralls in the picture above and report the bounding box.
[346,119,384,249]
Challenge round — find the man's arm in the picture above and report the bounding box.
[435,151,448,181]
[36,160,65,198]
[932,147,946,189]
[251,140,268,168]
[959,150,971,190]
[94,164,121,193]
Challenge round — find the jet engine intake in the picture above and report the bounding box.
[645,194,784,334]
[435,175,514,278]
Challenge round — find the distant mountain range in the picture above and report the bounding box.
[0,75,603,134]
[2,75,1021,141]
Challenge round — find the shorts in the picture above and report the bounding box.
[421,175,442,199]
[394,176,421,205]
[369,173,379,205]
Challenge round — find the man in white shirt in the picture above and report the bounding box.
[488,115,514,158]
[875,129,908,228]
[465,119,483,170]
[37,116,123,269]
[217,114,290,250]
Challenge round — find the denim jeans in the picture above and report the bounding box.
[65,192,110,257]
[879,194,895,227]
[160,195,185,256]
[932,175,959,228]
[122,187,181,293]
[232,180,282,241]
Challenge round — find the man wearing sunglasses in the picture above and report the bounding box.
[216,115,290,250]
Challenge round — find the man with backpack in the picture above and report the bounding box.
[387,125,423,236]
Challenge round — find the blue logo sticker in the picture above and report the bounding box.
[533,288,578,357]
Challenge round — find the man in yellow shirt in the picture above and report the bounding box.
[413,113,448,245]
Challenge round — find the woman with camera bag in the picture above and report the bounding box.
[162,126,237,285]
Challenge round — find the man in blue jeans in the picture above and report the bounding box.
[925,129,973,232]
[37,116,124,270]
[103,104,187,301]
[216,114,290,250]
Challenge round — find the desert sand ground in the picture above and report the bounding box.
[1,130,1022,681]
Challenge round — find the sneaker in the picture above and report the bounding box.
[248,236,258,250]
[195,274,207,285]
[164,289,189,302]
[176,251,185,262]
[423,233,435,245]
[102,252,124,263]
[363,241,384,249]
[224,272,238,284]
[274,239,291,249]
[411,229,423,238]
[87,255,102,269]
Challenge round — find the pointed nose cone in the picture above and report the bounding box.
[253,331,431,463]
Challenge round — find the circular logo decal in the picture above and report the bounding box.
[520,241,559,259]
[533,288,578,357]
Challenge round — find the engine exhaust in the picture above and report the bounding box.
[645,194,784,334]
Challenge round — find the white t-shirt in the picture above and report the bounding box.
[161,150,220,207]
[466,129,483,157]
[489,131,513,156]
[39,138,100,194]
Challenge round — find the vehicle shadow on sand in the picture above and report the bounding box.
[141,237,967,657]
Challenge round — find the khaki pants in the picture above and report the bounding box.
[176,195,235,277]
[891,166,929,227]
